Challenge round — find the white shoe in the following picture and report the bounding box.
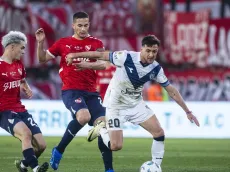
[87,121,105,142]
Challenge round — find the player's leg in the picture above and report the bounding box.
[31,134,46,158]
[87,106,125,151]
[0,111,48,172]
[17,112,46,171]
[137,104,165,166]
[50,90,90,170]
[86,94,114,172]
[140,115,165,165]
[16,134,46,172]
[106,108,124,151]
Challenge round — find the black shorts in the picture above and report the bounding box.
[0,110,41,136]
[62,90,105,126]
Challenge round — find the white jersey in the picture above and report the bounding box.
[103,50,170,109]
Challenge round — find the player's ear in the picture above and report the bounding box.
[11,44,15,51]
[72,23,75,30]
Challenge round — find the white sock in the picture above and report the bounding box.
[20,162,26,169]
[33,165,39,172]
[99,127,111,149]
[151,140,165,165]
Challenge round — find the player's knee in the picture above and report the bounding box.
[76,112,91,125]
[152,127,165,138]
[110,142,123,151]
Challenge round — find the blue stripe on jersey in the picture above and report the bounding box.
[124,53,162,89]
[160,80,170,87]
[109,52,115,65]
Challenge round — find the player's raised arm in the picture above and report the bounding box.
[164,84,200,127]
[35,28,54,63]
[66,51,110,65]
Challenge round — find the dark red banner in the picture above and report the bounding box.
[208,18,230,67]
[163,10,210,67]
[0,1,72,67]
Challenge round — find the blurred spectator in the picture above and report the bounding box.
[146,81,163,101]
[96,62,116,100]
[137,0,158,33]
[220,0,230,18]
[49,65,62,99]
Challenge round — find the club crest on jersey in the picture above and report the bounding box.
[75,98,82,103]
[85,45,91,51]
[18,69,22,75]
[149,73,155,80]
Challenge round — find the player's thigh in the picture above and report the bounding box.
[139,115,164,137]
[86,94,105,126]
[0,110,29,139]
[13,121,32,140]
[127,101,164,137]
[106,108,124,150]
[62,90,90,122]
[20,111,42,136]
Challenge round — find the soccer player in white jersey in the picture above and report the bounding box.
[65,35,200,168]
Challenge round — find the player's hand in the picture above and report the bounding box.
[35,28,46,43]
[66,53,75,66]
[73,60,90,71]
[21,85,33,99]
[186,111,200,127]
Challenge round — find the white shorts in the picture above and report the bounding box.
[106,101,154,130]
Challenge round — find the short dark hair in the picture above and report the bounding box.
[73,11,89,22]
[141,35,160,47]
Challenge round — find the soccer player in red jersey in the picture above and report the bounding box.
[0,31,49,172]
[35,12,114,172]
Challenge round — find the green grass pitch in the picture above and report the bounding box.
[0,136,229,172]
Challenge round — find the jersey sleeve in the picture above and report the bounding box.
[19,61,26,78]
[47,39,61,58]
[96,40,105,51]
[155,68,170,87]
[108,50,127,67]
[22,66,26,78]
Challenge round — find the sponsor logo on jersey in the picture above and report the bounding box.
[10,72,16,76]
[2,72,8,77]
[75,98,82,103]
[66,45,71,49]
[74,46,82,50]
[121,88,141,99]
[3,80,21,91]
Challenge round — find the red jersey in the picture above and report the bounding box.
[48,36,104,92]
[0,59,26,112]
[96,65,116,99]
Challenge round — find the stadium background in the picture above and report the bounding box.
[0,0,229,172]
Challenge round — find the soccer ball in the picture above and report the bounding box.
[140,161,162,172]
